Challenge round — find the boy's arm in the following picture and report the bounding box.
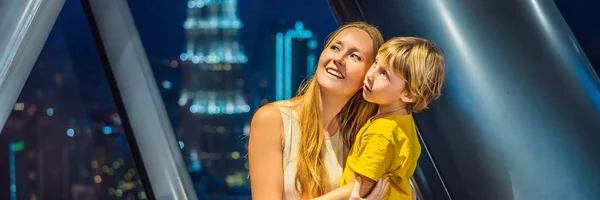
[355,172,377,197]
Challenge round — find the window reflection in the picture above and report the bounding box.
[0,1,145,200]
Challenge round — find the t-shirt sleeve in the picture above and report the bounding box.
[347,129,399,181]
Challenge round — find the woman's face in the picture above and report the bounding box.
[316,27,375,98]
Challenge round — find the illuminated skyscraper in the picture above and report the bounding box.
[275,21,318,100]
[248,21,318,111]
[177,0,250,194]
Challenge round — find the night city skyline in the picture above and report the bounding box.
[0,0,339,199]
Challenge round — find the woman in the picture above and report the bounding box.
[249,22,384,200]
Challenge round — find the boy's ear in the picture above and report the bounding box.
[400,91,416,104]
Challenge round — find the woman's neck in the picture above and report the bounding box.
[319,91,351,135]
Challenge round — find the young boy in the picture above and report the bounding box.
[340,37,445,199]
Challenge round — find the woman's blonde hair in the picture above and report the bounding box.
[377,37,445,112]
[294,22,383,199]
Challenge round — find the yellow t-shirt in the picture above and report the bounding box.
[340,114,421,200]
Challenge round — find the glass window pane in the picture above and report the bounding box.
[128,0,338,198]
[0,1,147,200]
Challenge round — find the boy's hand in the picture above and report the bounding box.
[348,175,389,200]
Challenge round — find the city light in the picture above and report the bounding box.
[243,124,250,136]
[184,17,243,30]
[103,126,112,135]
[169,60,179,68]
[178,97,188,106]
[191,55,200,64]
[188,101,250,115]
[67,128,75,137]
[115,189,123,197]
[216,126,226,133]
[187,1,196,8]
[231,151,240,159]
[113,161,121,169]
[226,172,247,187]
[308,39,318,50]
[46,108,54,116]
[162,80,172,90]
[9,141,17,200]
[94,175,102,183]
[178,141,185,149]
[180,53,189,61]
[189,105,199,113]
[13,102,24,111]
[111,113,122,125]
[9,141,24,152]
[139,192,147,199]
[196,0,205,8]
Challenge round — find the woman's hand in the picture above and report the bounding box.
[349,177,389,200]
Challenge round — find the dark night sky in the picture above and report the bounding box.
[125,0,338,61]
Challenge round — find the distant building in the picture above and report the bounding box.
[178,0,250,195]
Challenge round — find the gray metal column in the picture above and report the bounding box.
[0,0,65,133]
[330,0,600,200]
[81,0,198,199]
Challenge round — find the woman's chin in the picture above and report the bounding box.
[317,75,358,96]
[321,84,356,97]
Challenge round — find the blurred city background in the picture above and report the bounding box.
[0,0,598,200]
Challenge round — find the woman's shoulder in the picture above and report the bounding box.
[252,103,283,123]
[271,98,302,107]
[250,103,284,146]
[252,98,302,122]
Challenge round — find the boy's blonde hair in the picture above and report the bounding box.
[378,37,445,112]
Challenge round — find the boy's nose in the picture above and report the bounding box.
[365,72,373,82]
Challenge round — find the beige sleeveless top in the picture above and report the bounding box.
[273,100,347,200]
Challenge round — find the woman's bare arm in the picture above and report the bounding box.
[311,174,389,200]
[311,184,354,200]
[248,104,284,200]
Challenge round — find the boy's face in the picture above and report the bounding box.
[362,55,414,106]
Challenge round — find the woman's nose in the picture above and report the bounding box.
[333,56,345,66]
